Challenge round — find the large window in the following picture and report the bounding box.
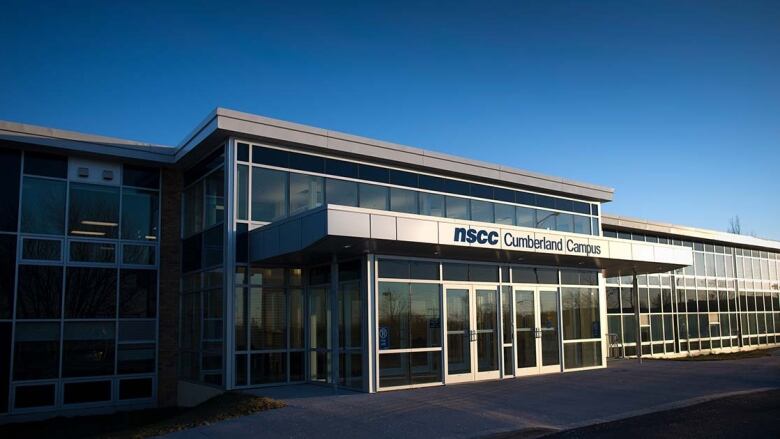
[16,265,63,319]
[68,183,120,238]
[561,287,602,369]
[289,173,324,216]
[377,282,442,388]
[21,177,66,235]
[252,167,287,222]
[122,188,159,241]
[0,148,21,232]
[65,267,117,318]
[62,322,115,377]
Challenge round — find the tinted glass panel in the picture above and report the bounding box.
[410,284,440,348]
[252,146,289,167]
[389,169,418,187]
[117,343,155,373]
[68,183,120,238]
[14,384,55,408]
[410,261,440,280]
[442,263,468,281]
[377,282,409,350]
[390,188,418,214]
[119,378,153,400]
[470,264,499,282]
[123,244,155,265]
[289,173,324,215]
[470,184,493,199]
[64,381,111,404]
[62,322,115,377]
[445,196,469,220]
[251,167,287,221]
[445,179,469,196]
[0,236,16,319]
[326,178,358,207]
[236,143,250,162]
[16,265,62,319]
[21,177,66,235]
[122,165,159,189]
[419,192,444,217]
[24,152,67,178]
[494,203,515,225]
[536,195,556,209]
[516,206,536,228]
[69,241,116,263]
[289,152,324,173]
[418,174,446,192]
[325,158,358,178]
[13,322,59,380]
[493,187,514,203]
[237,164,249,220]
[470,200,494,223]
[358,164,388,183]
[122,188,159,241]
[0,148,20,232]
[358,183,388,210]
[21,238,60,261]
[120,269,157,318]
[65,267,117,318]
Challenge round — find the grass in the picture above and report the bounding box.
[0,392,285,439]
[662,347,778,361]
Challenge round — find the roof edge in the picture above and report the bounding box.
[602,213,780,252]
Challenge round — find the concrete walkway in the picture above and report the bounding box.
[165,353,780,438]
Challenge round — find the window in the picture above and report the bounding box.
[122,164,159,189]
[117,344,155,374]
[65,267,117,318]
[470,200,494,223]
[21,238,61,261]
[573,215,590,235]
[122,188,159,241]
[24,152,67,178]
[13,322,60,380]
[358,183,388,210]
[69,241,116,263]
[564,341,602,369]
[378,282,410,350]
[204,170,224,228]
[325,178,358,207]
[445,196,469,220]
[494,203,515,225]
[16,265,63,319]
[0,236,15,319]
[251,167,287,222]
[120,269,157,317]
[410,284,440,348]
[237,164,249,220]
[21,177,66,235]
[249,287,286,350]
[419,192,444,217]
[123,244,155,265]
[536,211,556,230]
[64,381,112,404]
[0,148,20,232]
[62,322,115,377]
[14,384,55,409]
[182,182,204,237]
[390,188,418,214]
[555,213,574,233]
[119,378,153,400]
[561,288,600,340]
[68,183,120,238]
[289,173,324,216]
[516,206,536,228]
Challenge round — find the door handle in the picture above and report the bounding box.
[470,329,477,342]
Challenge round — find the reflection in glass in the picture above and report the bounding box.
[419,192,444,217]
[358,183,388,210]
[515,290,536,368]
[122,188,159,240]
[476,289,498,372]
[326,178,358,207]
[252,167,287,222]
[68,183,120,238]
[289,173,324,216]
[539,291,560,366]
[21,177,66,235]
[446,289,470,374]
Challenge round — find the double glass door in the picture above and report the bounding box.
[515,288,561,376]
[444,285,501,383]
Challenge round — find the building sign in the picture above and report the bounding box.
[451,226,602,257]
[379,326,389,350]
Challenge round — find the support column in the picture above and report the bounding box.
[363,254,377,393]
[330,255,339,391]
[633,269,641,363]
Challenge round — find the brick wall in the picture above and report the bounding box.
[158,167,182,407]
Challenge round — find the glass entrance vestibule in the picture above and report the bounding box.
[375,257,605,392]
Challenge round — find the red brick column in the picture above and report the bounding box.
[158,167,182,407]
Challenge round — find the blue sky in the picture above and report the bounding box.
[1,1,778,239]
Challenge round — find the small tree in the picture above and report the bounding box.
[728,216,742,235]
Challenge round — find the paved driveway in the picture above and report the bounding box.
[166,353,780,438]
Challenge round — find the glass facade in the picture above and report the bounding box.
[0,147,160,414]
[237,142,601,236]
[604,229,780,357]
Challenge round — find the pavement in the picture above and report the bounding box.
[164,352,780,438]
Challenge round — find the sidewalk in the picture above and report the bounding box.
[165,353,780,438]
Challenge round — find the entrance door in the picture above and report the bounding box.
[444,285,501,383]
[515,288,561,376]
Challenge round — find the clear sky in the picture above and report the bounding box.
[1,1,778,239]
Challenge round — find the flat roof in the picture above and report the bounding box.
[602,213,780,252]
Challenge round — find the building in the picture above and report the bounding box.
[0,108,777,419]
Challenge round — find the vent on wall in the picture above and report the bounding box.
[102,170,114,181]
[78,167,89,178]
